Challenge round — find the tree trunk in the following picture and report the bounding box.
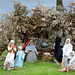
[57,0,63,6]
[24,31,29,44]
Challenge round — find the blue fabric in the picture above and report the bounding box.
[25,44,37,53]
[14,50,25,67]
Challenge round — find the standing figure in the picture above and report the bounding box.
[54,35,62,62]
[62,39,73,68]
[14,46,25,67]
[23,39,38,63]
[3,40,16,71]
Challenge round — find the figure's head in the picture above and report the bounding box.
[30,40,33,44]
[57,29,63,37]
[70,51,74,56]
[29,40,33,45]
[10,40,14,45]
[66,39,70,44]
[18,46,22,50]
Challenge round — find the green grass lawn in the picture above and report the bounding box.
[0,59,75,75]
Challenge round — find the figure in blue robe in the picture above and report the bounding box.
[25,40,38,62]
[25,44,37,53]
[14,46,25,67]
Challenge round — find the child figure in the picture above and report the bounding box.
[14,46,25,67]
[66,51,75,72]
[58,51,75,72]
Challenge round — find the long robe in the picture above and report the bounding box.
[25,44,38,62]
[14,50,25,67]
[54,36,62,62]
[3,45,16,68]
[62,43,72,67]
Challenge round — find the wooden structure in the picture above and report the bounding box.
[37,48,54,58]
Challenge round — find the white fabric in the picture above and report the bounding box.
[25,49,29,53]
[8,46,16,52]
[44,52,51,55]
[9,40,14,45]
[18,46,22,50]
[63,39,73,58]
[8,46,12,51]
[4,53,15,67]
[68,55,75,68]
[66,39,70,43]
[68,51,75,59]
[4,45,16,68]
[10,40,14,43]
[62,39,73,67]
[14,47,16,52]
[71,51,75,55]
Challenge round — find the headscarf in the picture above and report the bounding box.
[9,40,14,45]
[22,39,32,49]
[18,46,22,50]
[57,29,63,37]
[70,51,75,55]
[65,38,70,44]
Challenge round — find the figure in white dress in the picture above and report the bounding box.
[3,40,16,71]
[62,39,73,68]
